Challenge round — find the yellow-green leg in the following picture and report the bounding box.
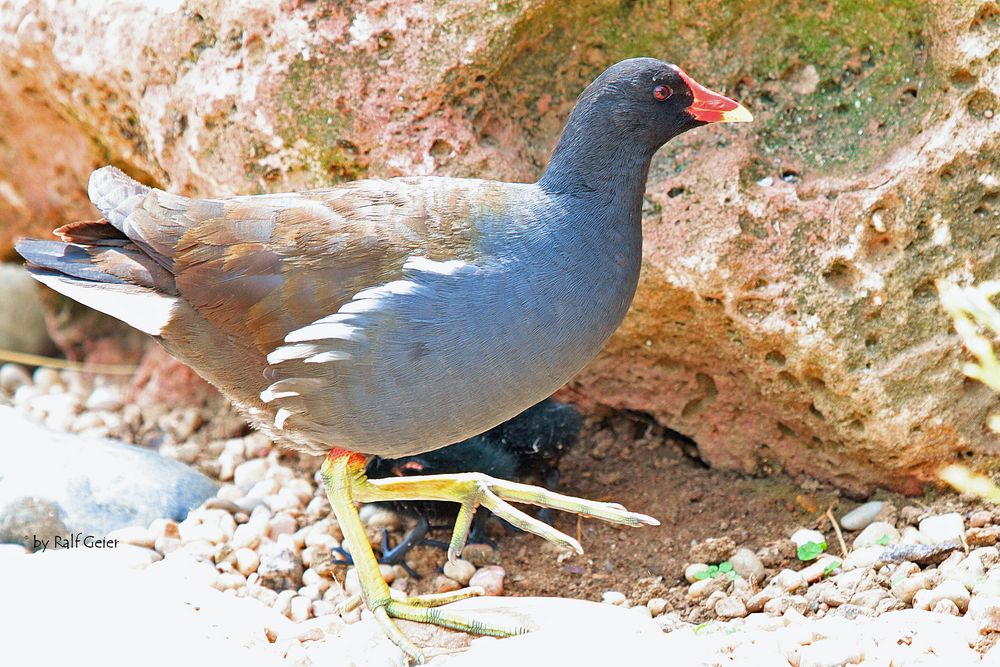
[321,450,526,664]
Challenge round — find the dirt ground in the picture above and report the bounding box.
[494,411,840,607]
[290,408,890,615]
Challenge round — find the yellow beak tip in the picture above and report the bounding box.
[721,105,754,123]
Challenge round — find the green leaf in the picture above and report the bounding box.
[694,570,710,580]
[877,534,890,546]
[822,560,841,578]
[718,561,733,573]
[797,540,827,561]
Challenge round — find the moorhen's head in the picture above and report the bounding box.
[541,58,751,193]
[577,57,752,152]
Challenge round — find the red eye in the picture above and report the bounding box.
[653,84,672,101]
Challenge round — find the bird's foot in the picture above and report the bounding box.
[321,450,530,663]
[338,586,525,649]
[358,469,659,562]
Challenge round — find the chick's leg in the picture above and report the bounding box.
[320,450,524,664]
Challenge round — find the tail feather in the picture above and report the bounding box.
[87,166,150,233]
[16,166,183,336]
[54,219,129,246]
[16,239,129,285]
[26,268,178,336]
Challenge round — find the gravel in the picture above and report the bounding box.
[7,364,1000,663]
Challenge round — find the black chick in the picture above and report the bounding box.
[336,399,582,576]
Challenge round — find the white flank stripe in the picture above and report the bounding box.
[274,408,294,430]
[285,321,362,343]
[403,256,468,275]
[305,351,352,364]
[259,386,300,403]
[266,343,320,365]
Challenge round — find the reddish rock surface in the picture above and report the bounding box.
[1,0,997,492]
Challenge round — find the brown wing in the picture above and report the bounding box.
[112,176,485,356]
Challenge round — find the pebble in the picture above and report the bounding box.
[932,598,961,616]
[0,363,31,395]
[919,513,965,544]
[843,546,883,571]
[32,367,62,391]
[289,595,312,622]
[900,526,929,545]
[891,572,936,604]
[840,501,884,531]
[730,548,765,582]
[301,568,331,592]
[763,595,807,616]
[970,510,994,528]
[231,522,264,550]
[257,543,303,591]
[877,541,960,566]
[273,589,296,617]
[684,562,710,583]
[234,547,260,576]
[601,591,627,606]
[646,597,668,617]
[833,603,871,620]
[799,556,840,583]
[233,459,269,490]
[433,574,462,594]
[461,542,500,566]
[297,585,321,602]
[849,588,889,609]
[899,506,924,525]
[178,509,236,544]
[939,551,987,590]
[853,521,899,549]
[790,528,826,547]
[247,584,279,607]
[715,595,748,619]
[358,505,402,531]
[312,600,338,617]
[967,526,1000,547]
[85,386,124,411]
[688,536,736,563]
[688,576,726,601]
[443,558,476,586]
[268,513,298,539]
[215,571,246,591]
[912,580,970,613]
[469,565,505,596]
[968,595,1000,633]
[974,570,1000,597]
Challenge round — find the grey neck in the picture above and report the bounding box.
[537,120,654,208]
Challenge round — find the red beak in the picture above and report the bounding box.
[670,65,753,124]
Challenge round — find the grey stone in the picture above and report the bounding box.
[840,501,884,531]
[0,263,53,356]
[0,406,217,549]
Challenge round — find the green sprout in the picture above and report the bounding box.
[694,560,738,581]
[822,560,841,579]
[877,534,891,546]
[797,540,827,561]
